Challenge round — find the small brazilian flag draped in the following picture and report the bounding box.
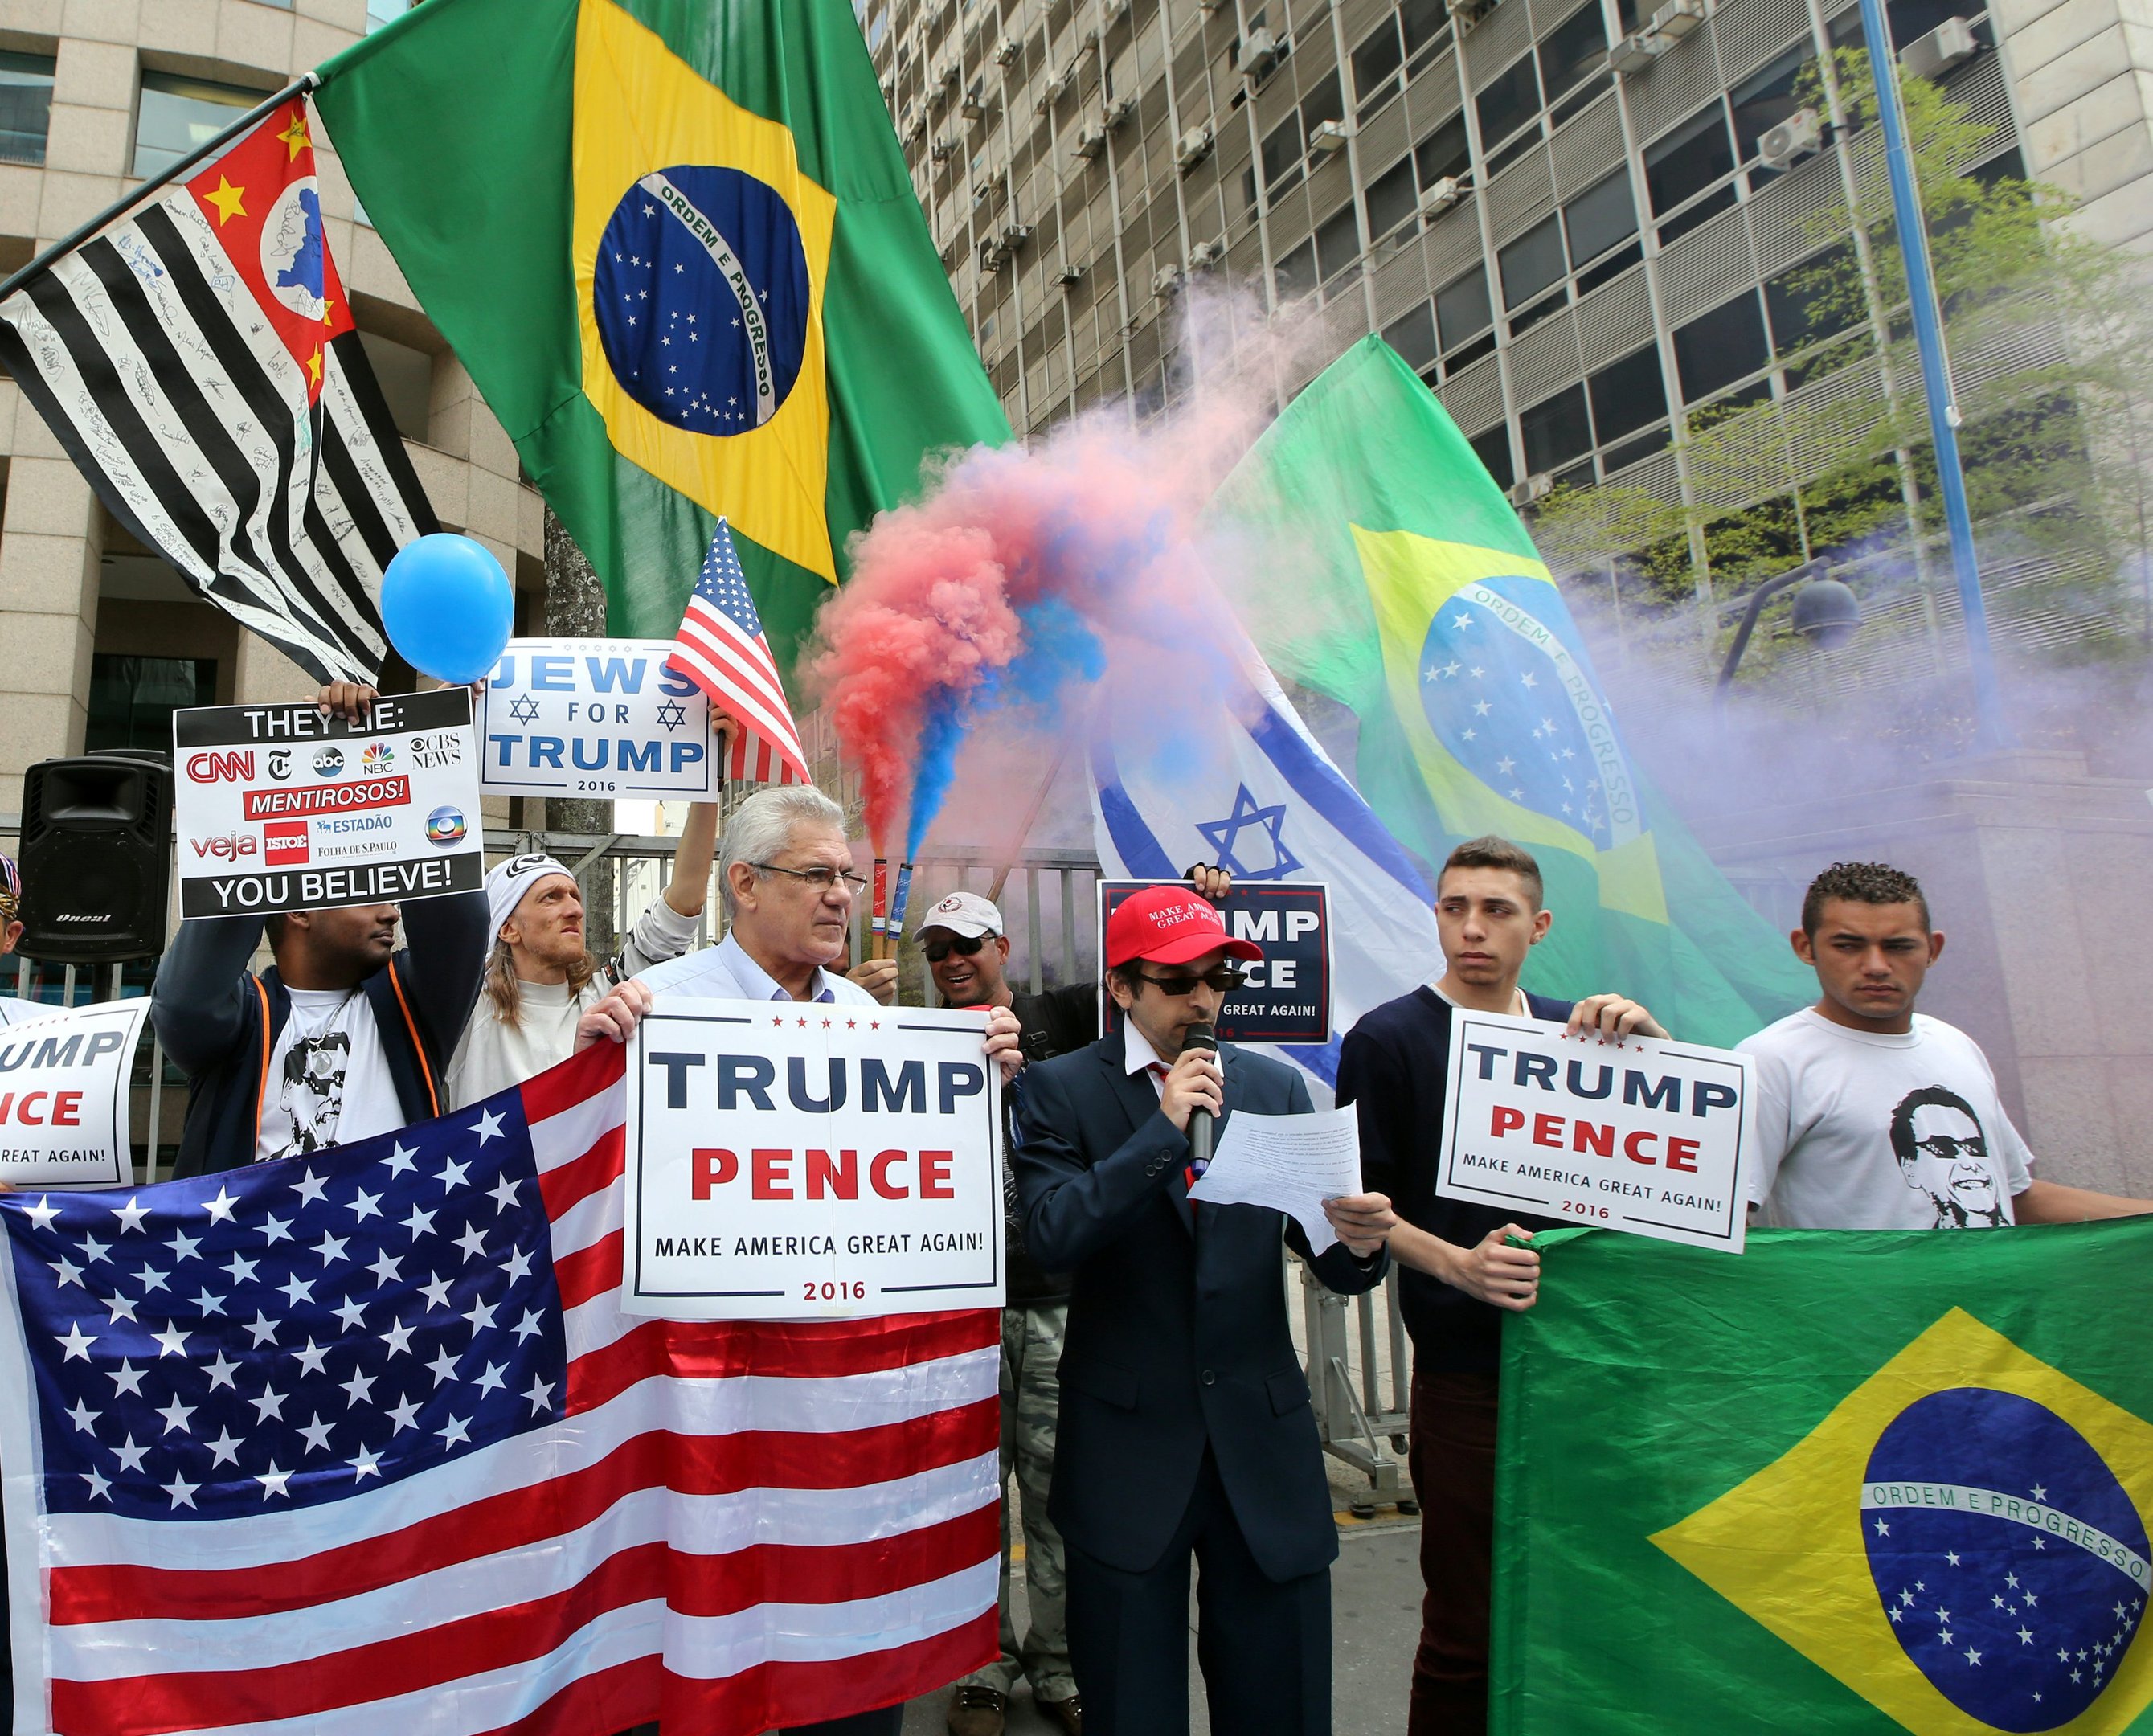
[313,0,1008,661]
[1210,335,1809,1048]
[1494,1222,2153,1736]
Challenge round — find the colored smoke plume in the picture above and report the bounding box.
[804,291,1322,858]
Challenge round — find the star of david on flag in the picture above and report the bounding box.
[664,518,812,788]
[0,1044,997,1734]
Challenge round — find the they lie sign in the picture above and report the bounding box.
[173,689,483,918]
[476,638,717,801]
[1437,1010,1756,1252]
[624,999,1004,1320]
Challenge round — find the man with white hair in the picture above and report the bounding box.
[444,801,720,1109]
[638,786,1025,1736]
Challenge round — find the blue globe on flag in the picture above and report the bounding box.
[1862,1386,2147,1732]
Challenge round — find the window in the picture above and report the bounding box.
[1537,5,1607,104]
[0,52,55,167]
[1476,55,1541,146]
[1315,202,1361,281]
[1470,424,1516,489]
[357,332,433,444]
[87,656,215,754]
[1353,16,1405,109]
[1385,301,1439,372]
[1498,215,1565,309]
[1765,246,1860,351]
[1402,0,1452,63]
[1674,292,1769,402]
[1274,240,1316,301]
[1365,154,1420,240]
[1729,46,1809,162]
[1563,170,1635,267]
[1644,107,1734,214]
[1587,345,1666,443]
[1436,264,1492,346]
[1416,113,1470,187]
[1521,383,1591,474]
[1263,113,1304,196]
[1301,72,1345,137]
[133,73,262,180]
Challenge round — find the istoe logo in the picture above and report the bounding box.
[264,821,309,866]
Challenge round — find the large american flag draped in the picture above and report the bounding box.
[0,1042,998,1735]
[0,99,434,686]
[665,520,813,787]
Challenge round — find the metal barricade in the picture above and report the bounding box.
[1300,1261,1416,1513]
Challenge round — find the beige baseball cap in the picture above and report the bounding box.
[916,890,1004,940]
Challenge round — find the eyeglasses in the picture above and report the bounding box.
[923,933,988,963]
[1134,968,1247,996]
[750,862,869,895]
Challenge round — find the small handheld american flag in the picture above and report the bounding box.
[665,520,812,788]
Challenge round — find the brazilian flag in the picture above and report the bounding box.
[313,0,1008,659]
[1210,335,1808,1046]
[1495,1222,2153,1734]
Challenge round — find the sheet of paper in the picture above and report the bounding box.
[1188,1107,1362,1255]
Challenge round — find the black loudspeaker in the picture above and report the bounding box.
[18,751,174,964]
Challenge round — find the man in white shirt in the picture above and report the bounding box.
[1742,860,2151,1229]
[445,800,718,1108]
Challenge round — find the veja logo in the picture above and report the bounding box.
[190,833,257,860]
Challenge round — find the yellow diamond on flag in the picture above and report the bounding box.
[1652,1308,2153,1736]
[571,0,838,584]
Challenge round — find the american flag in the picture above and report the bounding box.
[665,520,812,787]
[0,1042,998,1735]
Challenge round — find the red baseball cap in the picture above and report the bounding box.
[1105,885,1263,968]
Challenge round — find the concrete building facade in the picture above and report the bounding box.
[0,0,546,817]
[860,0,2151,523]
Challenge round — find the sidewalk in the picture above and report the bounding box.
[894,1515,1421,1734]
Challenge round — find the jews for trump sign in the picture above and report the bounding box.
[476,638,719,800]
[1439,1009,1754,1251]
[624,1001,1002,1320]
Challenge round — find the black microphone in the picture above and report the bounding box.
[1182,1019,1218,1173]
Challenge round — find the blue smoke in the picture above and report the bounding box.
[903,598,1107,859]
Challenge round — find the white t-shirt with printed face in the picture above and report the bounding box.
[256,987,405,1165]
[1739,1007,2035,1230]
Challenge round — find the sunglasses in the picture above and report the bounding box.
[923,933,990,964]
[1134,968,1247,996]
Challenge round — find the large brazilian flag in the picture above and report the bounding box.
[1210,335,1809,1047]
[314,0,1009,659]
[1496,1222,2153,1734]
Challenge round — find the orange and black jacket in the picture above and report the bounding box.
[149,892,489,1178]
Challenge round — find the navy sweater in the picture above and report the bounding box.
[1336,985,1574,1374]
[151,894,488,1177]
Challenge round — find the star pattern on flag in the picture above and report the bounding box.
[4,1110,567,1522]
[1195,784,1302,881]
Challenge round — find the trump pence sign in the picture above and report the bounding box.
[623,1000,1003,1320]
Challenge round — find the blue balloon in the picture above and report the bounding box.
[379,534,514,686]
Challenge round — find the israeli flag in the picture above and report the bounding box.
[1088,648,1445,1101]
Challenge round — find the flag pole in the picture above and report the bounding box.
[0,72,319,306]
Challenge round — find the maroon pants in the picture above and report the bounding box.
[1406,1367,1501,1736]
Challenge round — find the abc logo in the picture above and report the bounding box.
[313,747,346,778]
[425,806,468,846]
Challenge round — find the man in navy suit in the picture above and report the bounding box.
[1014,886,1396,1735]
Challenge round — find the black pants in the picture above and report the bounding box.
[1405,1368,1500,1736]
[1065,1450,1331,1736]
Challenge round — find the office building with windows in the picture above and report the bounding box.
[862,0,2153,606]
[0,0,546,813]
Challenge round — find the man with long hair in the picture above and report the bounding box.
[445,803,720,1109]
